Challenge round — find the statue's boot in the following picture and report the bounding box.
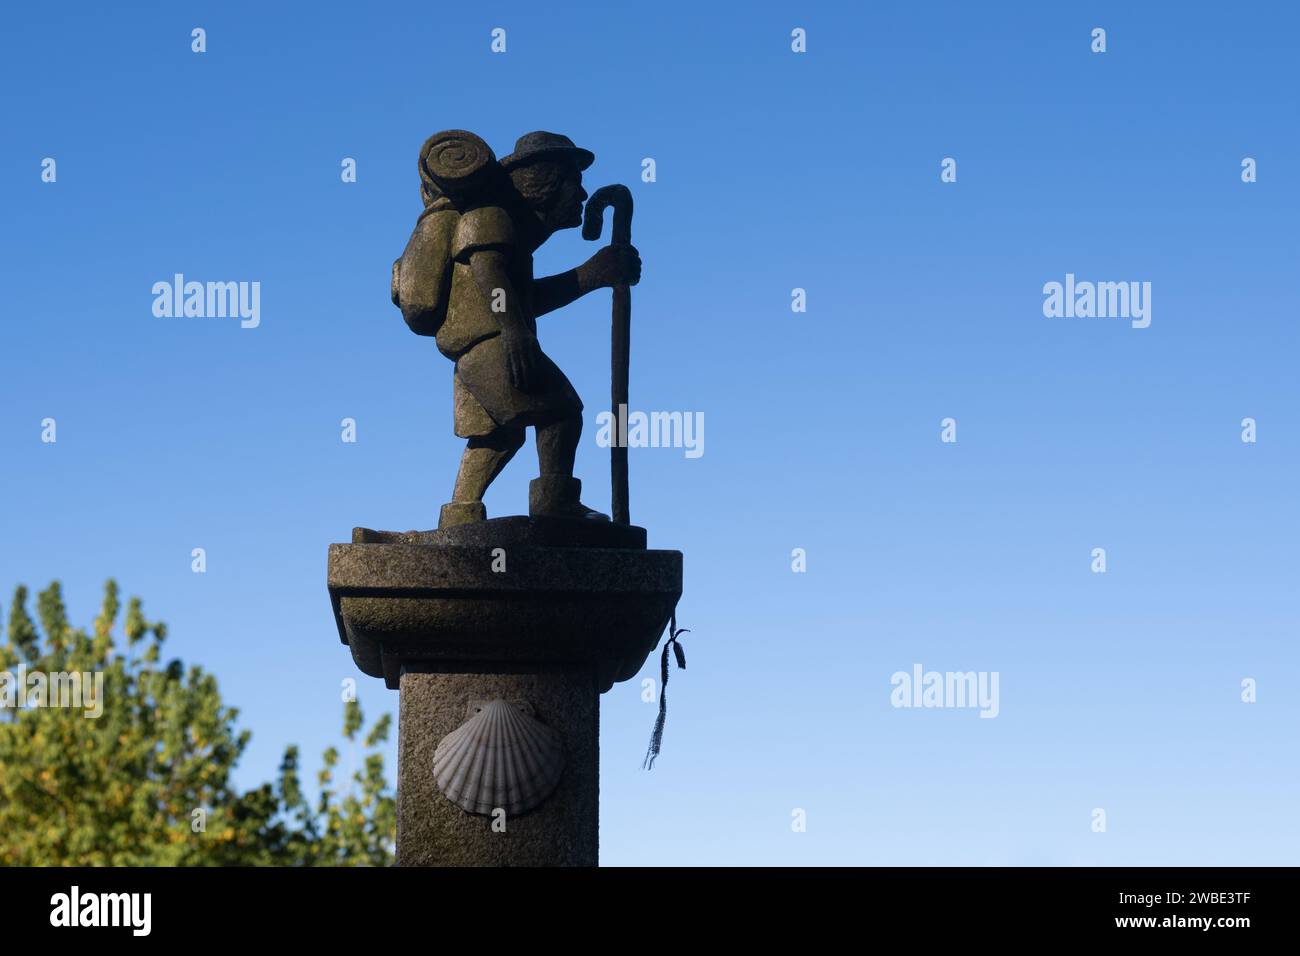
[439,501,487,528]
[529,476,609,521]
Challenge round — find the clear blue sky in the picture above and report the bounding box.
[2,0,1296,865]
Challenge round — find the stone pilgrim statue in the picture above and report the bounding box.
[330,131,681,863]
[392,130,641,529]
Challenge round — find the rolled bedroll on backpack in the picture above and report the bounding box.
[418,129,500,208]
[394,130,501,336]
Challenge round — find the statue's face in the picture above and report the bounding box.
[512,159,589,234]
[547,164,587,231]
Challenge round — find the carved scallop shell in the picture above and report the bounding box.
[433,699,564,816]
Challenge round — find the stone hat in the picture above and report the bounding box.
[499,131,594,172]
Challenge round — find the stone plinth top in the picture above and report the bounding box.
[353,515,648,550]
[328,516,681,692]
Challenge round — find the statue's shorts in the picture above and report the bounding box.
[452,333,584,438]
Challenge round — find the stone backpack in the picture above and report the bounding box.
[391,130,502,336]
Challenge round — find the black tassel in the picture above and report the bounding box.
[643,612,689,770]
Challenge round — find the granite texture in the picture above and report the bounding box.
[328,517,681,866]
[328,518,682,692]
[355,515,647,550]
[397,667,598,866]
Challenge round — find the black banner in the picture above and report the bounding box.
[1,866,1282,941]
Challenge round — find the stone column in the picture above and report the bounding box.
[327,517,681,867]
[396,667,598,866]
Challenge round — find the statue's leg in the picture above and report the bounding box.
[440,427,525,527]
[535,413,581,477]
[530,414,608,521]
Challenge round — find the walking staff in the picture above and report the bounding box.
[582,184,634,525]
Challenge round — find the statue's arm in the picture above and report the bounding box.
[468,250,533,338]
[532,268,592,317]
[533,245,642,318]
[469,250,543,388]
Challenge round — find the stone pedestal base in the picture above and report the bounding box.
[327,515,682,867]
[397,667,598,867]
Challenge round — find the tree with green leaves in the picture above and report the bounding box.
[0,580,395,866]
